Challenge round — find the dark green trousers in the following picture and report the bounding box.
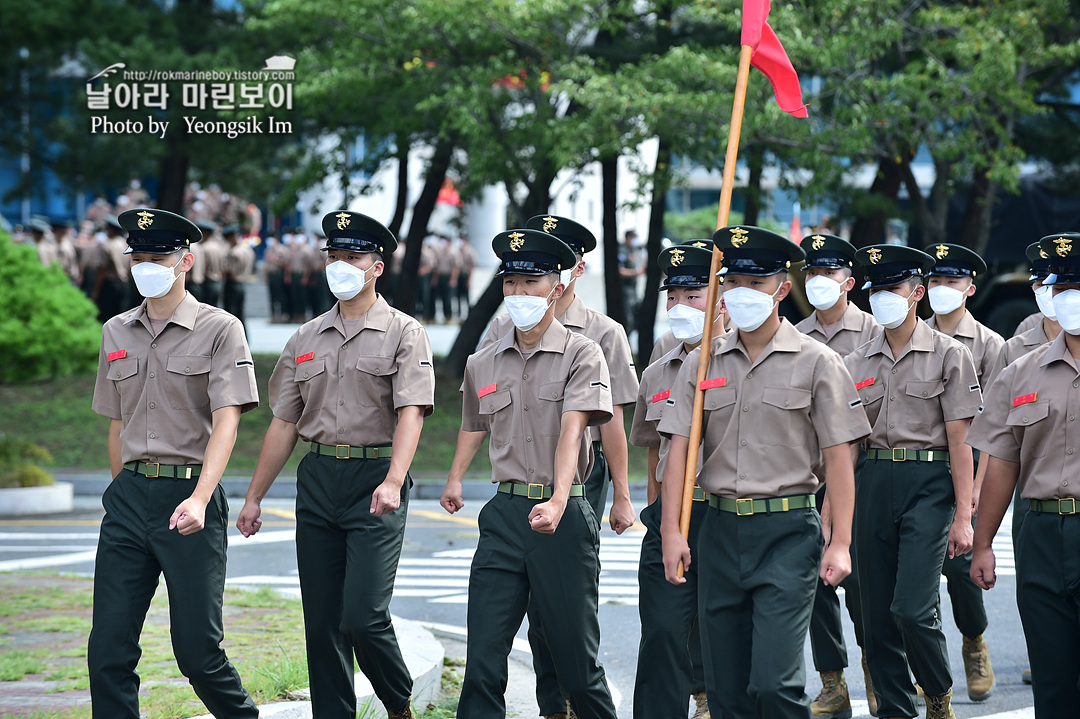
[88,469,258,719]
[202,279,222,308]
[295,453,412,718]
[940,515,987,637]
[698,503,822,718]
[529,448,609,715]
[1016,511,1080,718]
[458,491,616,719]
[857,458,954,718]
[223,280,246,326]
[633,493,707,718]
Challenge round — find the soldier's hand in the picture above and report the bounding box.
[970,547,997,590]
[528,498,566,534]
[662,532,691,585]
[971,485,981,518]
[236,501,263,537]
[169,497,208,536]
[441,480,465,514]
[370,481,402,517]
[948,516,974,559]
[820,544,851,587]
[609,496,636,535]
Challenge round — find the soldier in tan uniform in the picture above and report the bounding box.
[844,244,982,719]
[187,219,213,301]
[649,240,724,365]
[237,211,433,719]
[969,231,1080,718]
[89,208,260,719]
[660,226,869,719]
[442,229,618,719]
[222,225,255,327]
[924,243,1003,702]
[199,222,226,308]
[630,243,725,719]
[794,233,880,718]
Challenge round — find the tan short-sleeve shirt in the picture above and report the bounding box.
[92,292,259,465]
[1012,311,1043,338]
[967,334,1080,501]
[201,237,226,282]
[658,320,870,498]
[649,331,680,365]
[268,296,435,446]
[988,320,1051,387]
[844,319,982,450]
[462,319,613,486]
[794,301,880,358]
[927,310,1005,388]
[226,243,255,281]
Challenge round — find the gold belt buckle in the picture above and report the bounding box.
[335,444,350,459]
[1059,498,1076,515]
[371,447,380,459]
[735,498,754,516]
[143,462,160,478]
[892,448,907,462]
[527,483,545,500]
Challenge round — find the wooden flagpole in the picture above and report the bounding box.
[677,43,754,575]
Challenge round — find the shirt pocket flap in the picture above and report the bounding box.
[858,381,885,405]
[762,386,812,410]
[355,355,397,376]
[539,380,568,402]
[479,388,512,414]
[645,398,667,422]
[293,358,326,382]
[166,354,212,376]
[108,357,139,381]
[906,379,945,400]
[1006,400,1050,427]
[703,386,737,410]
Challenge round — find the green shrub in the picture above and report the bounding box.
[0,233,101,384]
[0,436,54,488]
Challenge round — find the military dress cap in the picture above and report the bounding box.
[119,208,202,254]
[1040,232,1080,285]
[104,215,123,231]
[194,219,218,235]
[1026,241,1052,281]
[712,225,805,276]
[27,218,51,233]
[926,242,986,278]
[492,228,576,276]
[320,210,398,256]
[680,238,715,250]
[659,244,713,290]
[221,224,240,237]
[855,244,935,290]
[800,233,856,269]
[526,214,597,255]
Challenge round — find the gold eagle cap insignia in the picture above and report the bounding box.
[690,241,708,248]
[136,211,154,230]
[669,248,685,266]
[1039,247,1048,259]
[1056,236,1073,257]
[935,244,949,259]
[729,227,749,248]
[542,216,558,233]
[811,235,826,251]
[867,248,883,265]
[335,212,351,231]
[508,231,526,251]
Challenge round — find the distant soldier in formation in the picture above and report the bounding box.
[222,225,255,327]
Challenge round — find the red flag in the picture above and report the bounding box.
[741,0,808,119]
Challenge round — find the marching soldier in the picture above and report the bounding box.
[89,208,259,719]
[442,229,618,719]
[630,243,724,719]
[237,211,433,719]
[660,226,869,719]
[187,219,212,301]
[222,224,255,327]
[844,244,982,719]
[794,233,880,718]
[968,231,1080,717]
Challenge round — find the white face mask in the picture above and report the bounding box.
[1052,289,1080,335]
[667,303,706,343]
[928,285,967,315]
[869,287,917,329]
[804,275,843,311]
[505,280,558,332]
[1034,284,1057,320]
[131,252,186,299]
[325,259,374,301]
[724,283,781,332]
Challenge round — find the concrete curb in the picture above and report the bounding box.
[0,482,73,516]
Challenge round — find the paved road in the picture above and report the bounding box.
[0,497,1036,718]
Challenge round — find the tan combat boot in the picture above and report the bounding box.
[810,670,852,718]
[566,700,578,719]
[691,691,711,719]
[925,688,956,719]
[861,654,878,716]
[962,634,995,701]
[387,701,415,719]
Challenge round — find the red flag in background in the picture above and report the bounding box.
[741,0,808,118]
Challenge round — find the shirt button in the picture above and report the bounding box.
[709,402,715,409]
[552,393,558,398]
[149,433,156,439]
[891,368,897,374]
[741,440,747,446]
[149,372,155,378]
[149,402,156,409]
[922,391,927,397]
[742,406,748,412]
[1063,480,1070,486]
[1074,382,1079,388]
[523,373,529,380]
[374,368,381,374]
[524,405,529,411]
[890,396,895,401]
[338,428,345,434]
[659,411,664,417]
[529,468,535,474]
[739,473,746,479]
[151,342,157,349]
[304,372,310,378]
[115,372,121,378]
[339,400,344,406]
[783,400,789,407]
[1072,416,1076,421]
[184,367,191,374]
[889,423,895,429]
[747,372,753,379]
[1069,449,1075,455]
[1023,417,1029,423]
[526,436,532,442]
[488,405,494,411]
[342,344,348,350]
[340,373,344,378]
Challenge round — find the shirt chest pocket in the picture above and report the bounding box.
[355,355,397,408]
[478,388,513,446]
[109,357,140,418]
[293,359,327,408]
[165,355,212,410]
[645,396,669,424]
[537,380,568,435]
[761,386,812,446]
[905,379,945,431]
[1006,400,1050,461]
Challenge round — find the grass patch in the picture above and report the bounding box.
[0,649,47,680]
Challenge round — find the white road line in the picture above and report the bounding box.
[0,550,98,572]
